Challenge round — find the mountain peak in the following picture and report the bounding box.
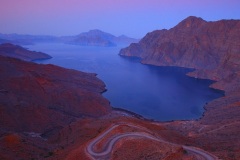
[88,29,105,34]
[184,16,204,21]
[176,16,206,29]
[78,29,115,39]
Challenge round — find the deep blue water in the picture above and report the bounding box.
[27,43,223,121]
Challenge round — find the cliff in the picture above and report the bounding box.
[0,43,52,61]
[120,16,240,81]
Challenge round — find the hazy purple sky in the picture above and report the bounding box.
[0,0,239,38]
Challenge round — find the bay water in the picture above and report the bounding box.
[28,43,223,121]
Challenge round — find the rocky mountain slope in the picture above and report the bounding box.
[0,43,52,61]
[0,55,113,159]
[0,55,111,132]
[120,16,240,80]
[120,16,240,159]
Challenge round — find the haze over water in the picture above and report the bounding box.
[30,43,223,121]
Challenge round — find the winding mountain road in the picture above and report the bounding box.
[86,123,218,160]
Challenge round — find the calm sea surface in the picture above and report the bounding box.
[27,43,223,121]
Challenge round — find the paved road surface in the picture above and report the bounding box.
[86,123,218,160]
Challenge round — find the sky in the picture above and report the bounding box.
[0,0,240,38]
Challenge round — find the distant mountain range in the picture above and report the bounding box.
[61,29,138,47]
[0,33,58,45]
[0,30,138,47]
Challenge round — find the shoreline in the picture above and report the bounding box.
[112,107,153,121]
[112,107,196,123]
[33,46,224,124]
[117,55,226,123]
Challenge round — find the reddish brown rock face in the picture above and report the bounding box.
[120,16,240,79]
[0,54,113,159]
[0,55,111,135]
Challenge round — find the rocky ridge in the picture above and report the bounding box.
[0,43,52,61]
[0,54,111,132]
[0,54,113,159]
